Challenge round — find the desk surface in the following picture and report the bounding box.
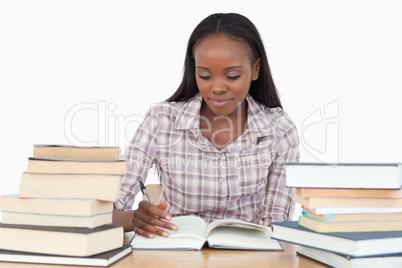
[0,242,326,268]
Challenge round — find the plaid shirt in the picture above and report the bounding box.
[114,93,299,226]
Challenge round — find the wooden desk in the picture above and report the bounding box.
[0,242,326,268]
[119,242,326,268]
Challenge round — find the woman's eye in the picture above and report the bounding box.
[199,75,211,80]
[227,75,240,80]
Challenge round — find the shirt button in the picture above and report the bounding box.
[217,203,222,208]
[218,178,223,184]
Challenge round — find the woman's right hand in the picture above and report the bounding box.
[132,201,178,238]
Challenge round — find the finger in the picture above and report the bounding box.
[138,201,177,230]
[136,226,177,239]
[133,217,170,238]
[157,202,168,211]
[136,208,178,232]
[149,202,173,221]
[135,202,178,234]
[139,201,171,221]
[135,227,156,238]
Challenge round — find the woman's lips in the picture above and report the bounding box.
[209,99,233,107]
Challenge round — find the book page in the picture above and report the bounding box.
[206,218,266,236]
[168,216,207,239]
[207,225,282,250]
[205,219,282,250]
[130,216,208,250]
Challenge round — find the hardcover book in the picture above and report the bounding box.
[18,172,122,201]
[0,223,124,257]
[286,162,402,189]
[0,194,112,216]
[296,187,402,198]
[302,210,402,222]
[296,194,402,208]
[27,157,126,175]
[298,214,402,233]
[297,245,402,268]
[271,221,402,257]
[1,211,112,228]
[0,245,132,267]
[33,144,121,160]
[300,205,402,215]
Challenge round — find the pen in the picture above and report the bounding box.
[139,181,154,205]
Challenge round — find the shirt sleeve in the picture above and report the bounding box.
[113,107,159,211]
[260,116,300,226]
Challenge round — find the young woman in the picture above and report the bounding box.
[113,13,299,238]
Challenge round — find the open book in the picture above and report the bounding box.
[131,216,283,251]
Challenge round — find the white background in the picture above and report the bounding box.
[1,1,401,219]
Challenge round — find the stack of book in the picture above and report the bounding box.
[272,162,402,268]
[0,145,132,266]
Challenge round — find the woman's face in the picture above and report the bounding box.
[194,35,260,119]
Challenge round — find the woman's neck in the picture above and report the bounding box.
[199,100,248,150]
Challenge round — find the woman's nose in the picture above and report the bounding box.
[211,79,227,94]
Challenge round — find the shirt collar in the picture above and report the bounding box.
[245,94,277,137]
[174,92,203,130]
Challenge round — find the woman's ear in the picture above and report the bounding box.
[252,58,261,81]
